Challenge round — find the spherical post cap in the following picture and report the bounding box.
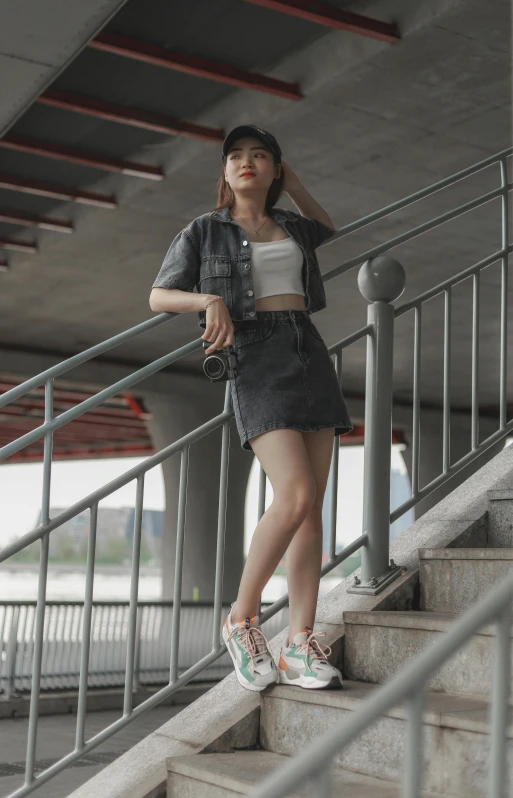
[358,254,406,302]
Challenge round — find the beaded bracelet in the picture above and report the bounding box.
[204,295,223,311]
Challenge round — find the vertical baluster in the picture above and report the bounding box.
[25,605,36,692]
[5,605,20,700]
[0,604,7,694]
[45,605,56,691]
[54,604,67,690]
[443,288,451,473]
[212,382,231,649]
[105,605,115,685]
[402,689,425,798]
[411,305,422,499]
[257,463,267,619]
[75,503,98,749]
[72,604,82,689]
[21,605,32,692]
[170,447,189,683]
[124,476,144,716]
[19,604,29,689]
[25,378,53,785]
[97,604,106,686]
[488,601,512,798]
[133,606,143,692]
[471,271,480,450]
[328,352,342,562]
[499,158,509,429]
[150,603,159,682]
[63,605,75,689]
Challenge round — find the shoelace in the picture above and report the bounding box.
[294,631,332,663]
[227,622,270,664]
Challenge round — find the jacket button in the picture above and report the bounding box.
[249,311,256,317]
[242,240,248,246]
[246,290,254,296]
[244,263,251,270]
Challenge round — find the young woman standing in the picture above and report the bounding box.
[150,124,353,692]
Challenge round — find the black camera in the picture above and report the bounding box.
[202,341,238,382]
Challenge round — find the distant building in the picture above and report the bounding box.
[35,507,163,563]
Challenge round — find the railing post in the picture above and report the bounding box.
[348,254,406,595]
[5,605,20,700]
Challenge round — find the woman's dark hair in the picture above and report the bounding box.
[212,146,285,212]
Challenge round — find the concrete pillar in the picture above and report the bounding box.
[142,375,253,602]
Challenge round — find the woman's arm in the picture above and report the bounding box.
[281,160,335,231]
[149,287,216,314]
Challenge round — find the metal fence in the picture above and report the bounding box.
[0,601,289,698]
[0,145,511,796]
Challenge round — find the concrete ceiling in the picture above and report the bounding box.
[0,0,511,416]
[0,0,130,135]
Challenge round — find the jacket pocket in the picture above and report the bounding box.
[199,257,233,307]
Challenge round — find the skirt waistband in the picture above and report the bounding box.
[244,310,310,321]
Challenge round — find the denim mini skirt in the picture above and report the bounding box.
[228,310,353,451]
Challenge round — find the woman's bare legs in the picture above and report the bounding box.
[230,429,316,624]
[284,429,334,645]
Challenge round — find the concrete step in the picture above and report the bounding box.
[419,548,513,612]
[166,749,445,797]
[343,610,513,697]
[487,487,513,547]
[260,680,513,796]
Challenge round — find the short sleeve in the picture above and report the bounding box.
[151,228,200,292]
[293,213,335,250]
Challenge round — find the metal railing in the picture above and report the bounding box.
[0,601,289,698]
[248,567,513,798]
[0,145,511,795]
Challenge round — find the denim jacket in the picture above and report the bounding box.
[151,205,335,329]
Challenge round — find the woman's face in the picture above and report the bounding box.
[224,136,281,194]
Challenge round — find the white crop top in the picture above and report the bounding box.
[249,236,305,300]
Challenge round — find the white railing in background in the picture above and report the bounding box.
[0,601,289,698]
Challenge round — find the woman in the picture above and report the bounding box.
[150,124,353,692]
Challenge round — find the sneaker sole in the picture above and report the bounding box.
[222,623,278,692]
[277,668,343,690]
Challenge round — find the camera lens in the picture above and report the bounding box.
[204,355,225,379]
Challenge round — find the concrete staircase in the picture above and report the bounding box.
[166,508,513,796]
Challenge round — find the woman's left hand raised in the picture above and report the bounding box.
[280,160,302,194]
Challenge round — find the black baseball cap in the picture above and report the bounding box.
[222,124,282,163]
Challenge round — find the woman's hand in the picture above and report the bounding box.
[281,160,302,195]
[201,296,235,355]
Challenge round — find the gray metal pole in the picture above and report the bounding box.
[361,299,395,583]
[349,254,406,595]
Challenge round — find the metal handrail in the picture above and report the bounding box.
[248,568,513,797]
[1,146,511,796]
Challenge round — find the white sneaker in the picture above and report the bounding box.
[222,603,279,692]
[277,627,343,689]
